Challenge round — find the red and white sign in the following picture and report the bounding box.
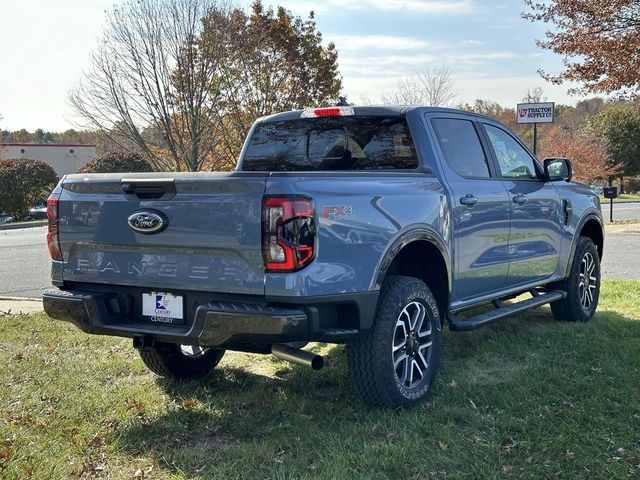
[516,102,555,124]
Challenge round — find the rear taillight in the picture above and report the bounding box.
[46,194,62,261]
[262,196,315,272]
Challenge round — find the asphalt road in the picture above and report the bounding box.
[600,232,640,281]
[604,201,640,221]
[1,208,639,298]
[0,226,51,298]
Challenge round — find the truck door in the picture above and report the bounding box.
[480,123,563,287]
[430,116,511,301]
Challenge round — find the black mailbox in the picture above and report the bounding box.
[603,186,618,199]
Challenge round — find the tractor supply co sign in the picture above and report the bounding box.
[516,102,555,124]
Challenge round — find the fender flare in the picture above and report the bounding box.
[565,212,604,277]
[369,226,452,295]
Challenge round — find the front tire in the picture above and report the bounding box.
[138,342,225,379]
[551,236,601,322]
[347,276,443,408]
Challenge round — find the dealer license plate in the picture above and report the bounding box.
[142,292,185,325]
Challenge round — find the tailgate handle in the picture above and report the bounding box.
[121,179,176,200]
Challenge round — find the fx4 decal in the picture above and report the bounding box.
[322,205,355,219]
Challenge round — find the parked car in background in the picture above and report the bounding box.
[26,206,48,220]
[0,207,48,223]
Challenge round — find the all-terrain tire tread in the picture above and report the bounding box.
[550,236,600,322]
[347,275,442,408]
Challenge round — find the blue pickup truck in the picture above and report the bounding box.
[43,106,604,408]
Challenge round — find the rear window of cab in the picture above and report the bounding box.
[242,116,419,171]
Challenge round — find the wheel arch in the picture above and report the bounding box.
[565,213,604,277]
[580,217,604,259]
[371,228,451,322]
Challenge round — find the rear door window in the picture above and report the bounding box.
[431,118,491,178]
[242,117,418,171]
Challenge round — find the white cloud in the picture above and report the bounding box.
[368,0,475,14]
[339,54,437,76]
[331,35,430,52]
[338,50,518,78]
[443,51,518,63]
[345,74,583,109]
[461,40,485,46]
[286,0,476,15]
[454,75,582,106]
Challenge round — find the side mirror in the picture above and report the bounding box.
[544,157,573,182]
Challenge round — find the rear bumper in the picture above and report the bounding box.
[42,287,378,350]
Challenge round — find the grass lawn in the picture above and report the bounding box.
[599,193,640,203]
[1,279,639,479]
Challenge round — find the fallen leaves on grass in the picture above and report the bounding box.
[500,438,518,455]
[77,455,106,479]
[126,399,146,416]
[0,436,15,469]
[132,466,153,478]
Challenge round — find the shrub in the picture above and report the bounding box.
[78,152,153,173]
[625,177,640,194]
[0,159,59,219]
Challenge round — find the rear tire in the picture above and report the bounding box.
[551,236,600,322]
[138,342,225,379]
[347,276,443,408]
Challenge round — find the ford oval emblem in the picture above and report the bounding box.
[127,210,167,234]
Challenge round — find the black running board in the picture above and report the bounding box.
[318,328,360,342]
[448,290,566,332]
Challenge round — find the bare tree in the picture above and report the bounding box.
[381,67,458,106]
[522,87,547,103]
[69,0,233,172]
[69,0,341,172]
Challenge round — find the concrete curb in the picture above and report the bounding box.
[606,223,640,234]
[0,220,47,231]
[0,296,42,302]
[0,297,44,315]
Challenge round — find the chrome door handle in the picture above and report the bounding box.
[460,194,479,207]
[513,194,528,205]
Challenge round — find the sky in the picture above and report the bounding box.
[0,0,582,132]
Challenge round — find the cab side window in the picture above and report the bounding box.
[484,124,538,180]
[432,118,491,178]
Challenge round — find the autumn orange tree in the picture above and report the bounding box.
[523,0,640,96]
[538,124,615,183]
[194,1,342,170]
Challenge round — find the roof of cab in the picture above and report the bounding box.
[258,105,500,124]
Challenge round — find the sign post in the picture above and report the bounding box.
[603,186,618,223]
[516,102,555,155]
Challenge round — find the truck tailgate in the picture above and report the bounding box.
[57,172,267,295]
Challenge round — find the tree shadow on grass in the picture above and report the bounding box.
[112,309,640,478]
